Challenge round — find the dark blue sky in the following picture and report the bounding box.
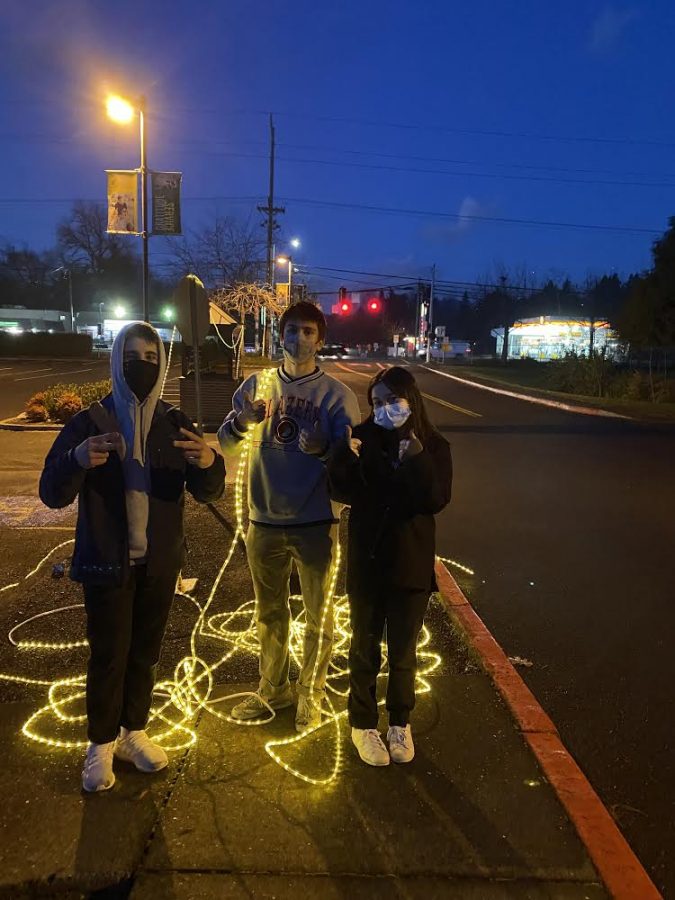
[1,0,674,297]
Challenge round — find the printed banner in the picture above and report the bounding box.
[151,171,182,235]
[106,171,139,234]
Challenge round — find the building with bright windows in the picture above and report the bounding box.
[491,316,620,361]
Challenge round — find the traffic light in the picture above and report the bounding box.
[337,286,352,315]
[366,297,382,314]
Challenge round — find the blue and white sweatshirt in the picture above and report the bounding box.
[218,366,360,526]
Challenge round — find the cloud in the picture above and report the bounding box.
[588,5,639,53]
[421,195,494,245]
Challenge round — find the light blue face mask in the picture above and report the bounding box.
[373,400,412,430]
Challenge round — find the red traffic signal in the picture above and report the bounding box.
[339,300,352,315]
[366,297,382,314]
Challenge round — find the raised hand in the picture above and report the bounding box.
[401,428,423,461]
[173,427,217,468]
[299,419,328,456]
[345,424,362,457]
[237,389,267,429]
[74,432,123,469]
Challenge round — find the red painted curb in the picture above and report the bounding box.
[434,559,662,900]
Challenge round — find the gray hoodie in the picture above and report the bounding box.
[110,322,167,561]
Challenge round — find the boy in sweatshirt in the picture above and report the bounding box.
[218,301,359,732]
[40,322,225,792]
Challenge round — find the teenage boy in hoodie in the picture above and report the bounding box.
[39,322,225,792]
[218,301,360,732]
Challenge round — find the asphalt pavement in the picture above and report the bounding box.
[0,357,670,897]
[331,359,675,897]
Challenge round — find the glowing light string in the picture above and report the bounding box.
[0,366,467,784]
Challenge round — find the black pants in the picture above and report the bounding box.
[348,585,429,729]
[83,565,178,744]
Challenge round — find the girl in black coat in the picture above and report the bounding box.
[328,366,452,766]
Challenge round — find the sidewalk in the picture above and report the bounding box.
[0,436,660,898]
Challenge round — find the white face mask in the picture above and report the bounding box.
[373,400,412,430]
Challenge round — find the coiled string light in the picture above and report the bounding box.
[0,366,470,784]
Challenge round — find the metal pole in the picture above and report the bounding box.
[426,264,436,363]
[67,269,75,332]
[189,279,203,435]
[139,98,149,323]
[288,259,293,305]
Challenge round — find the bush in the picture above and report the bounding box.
[24,379,111,422]
[53,391,82,423]
[24,402,48,422]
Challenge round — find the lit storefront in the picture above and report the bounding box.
[492,316,620,361]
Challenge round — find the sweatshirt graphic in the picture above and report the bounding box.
[218,366,360,526]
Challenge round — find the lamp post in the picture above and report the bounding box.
[51,266,75,332]
[106,94,150,323]
[277,255,293,305]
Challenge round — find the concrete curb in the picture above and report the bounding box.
[422,365,633,420]
[0,419,61,432]
[434,559,662,900]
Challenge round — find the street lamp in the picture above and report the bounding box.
[51,266,75,332]
[162,305,175,322]
[113,304,127,318]
[290,237,301,249]
[277,255,293,305]
[106,93,150,323]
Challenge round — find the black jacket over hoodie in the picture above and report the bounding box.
[39,395,225,586]
[327,420,452,594]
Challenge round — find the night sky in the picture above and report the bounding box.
[1,0,674,297]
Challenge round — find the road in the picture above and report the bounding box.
[328,359,675,898]
[0,356,182,421]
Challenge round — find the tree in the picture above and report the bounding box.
[165,216,265,289]
[211,283,286,371]
[57,201,127,273]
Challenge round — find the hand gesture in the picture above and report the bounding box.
[173,427,217,468]
[237,389,267,429]
[74,432,123,470]
[345,424,362,457]
[299,419,328,456]
[401,429,423,461]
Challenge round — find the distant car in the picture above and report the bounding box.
[317,344,349,360]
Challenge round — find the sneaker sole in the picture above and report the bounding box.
[389,752,415,764]
[231,698,294,721]
[114,748,168,773]
[352,742,390,766]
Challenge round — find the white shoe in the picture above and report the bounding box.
[387,725,415,763]
[295,695,322,733]
[351,728,390,766]
[82,741,116,792]
[230,690,293,721]
[115,728,168,773]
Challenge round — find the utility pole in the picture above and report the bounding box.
[257,114,285,354]
[425,264,436,363]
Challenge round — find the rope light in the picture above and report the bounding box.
[0,366,466,784]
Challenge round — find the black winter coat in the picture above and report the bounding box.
[327,420,452,593]
[39,395,225,586]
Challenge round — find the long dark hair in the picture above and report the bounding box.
[366,366,437,444]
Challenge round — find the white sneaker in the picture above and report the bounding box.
[387,725,415,763]
[230,690,293,721]
[351,728,390,766]
[115,728,168,773]
[295,695,322,733]
[82,741,116,792]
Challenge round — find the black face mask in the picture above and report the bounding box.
[123,359,158,402]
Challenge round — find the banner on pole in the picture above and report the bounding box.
[151,172,182,235]
[276,282,289,304]
[106,171,139,234]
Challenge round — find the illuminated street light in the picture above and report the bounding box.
[106,92,149,323]
[106,95,134,124]
[162,305,175,321]
[113,304,127,318]
[290,237,301,249]
[276,255,293,304]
